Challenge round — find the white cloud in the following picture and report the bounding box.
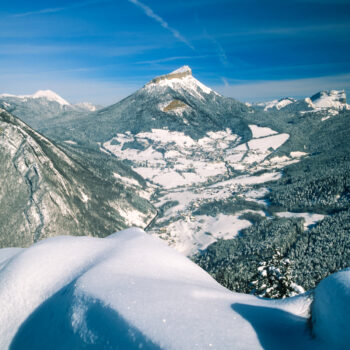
[128,0,194,49]
[11,0,106,18]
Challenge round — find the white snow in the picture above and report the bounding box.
[79,190,89,203]
[113,172,140,187]
[0,228,335,349]
[257,98,296,111]
[275,212,325,229]
[170,65,192,74]
[290,151,308,158]
[310,90,347,110]
[74,102,97,111]
[248,124,278,138]
[145,72,215,98]
[232,133,289,166]
[163,212,253,255]
[312,268,350,349]
[63,140,77,145]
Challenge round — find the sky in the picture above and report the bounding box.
[0,0,350,105]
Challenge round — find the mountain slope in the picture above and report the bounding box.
[0,108,155,247]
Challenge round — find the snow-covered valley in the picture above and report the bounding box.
[104,123,311,255]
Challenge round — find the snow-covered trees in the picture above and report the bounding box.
[250,250,304,298]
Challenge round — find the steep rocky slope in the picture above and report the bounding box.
[0,108,155,247]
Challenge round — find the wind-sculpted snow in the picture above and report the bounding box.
[0,228,338,350]
[311,268,350,348]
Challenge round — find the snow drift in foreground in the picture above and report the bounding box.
[0,229,347,349]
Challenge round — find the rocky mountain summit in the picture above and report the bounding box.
[149,65,193,83]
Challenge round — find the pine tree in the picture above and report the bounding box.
[250,250,305,298]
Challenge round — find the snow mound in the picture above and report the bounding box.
[0,228,341,349]
[311,268,350,349]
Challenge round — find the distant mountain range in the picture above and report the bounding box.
[0,90,101,131]
[0,66,349,296]
[251,89,349,115]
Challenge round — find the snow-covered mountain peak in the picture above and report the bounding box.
[0,90,70,106]
[309,89,347,109]
[31,90,70,106]
[144,66,216,98]
[149,65,193,85]
[170,65,192,75]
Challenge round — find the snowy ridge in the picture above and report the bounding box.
[0,228,341,349]
[0,90,70,106]
[253,90,349,113]
[256,97,296,111]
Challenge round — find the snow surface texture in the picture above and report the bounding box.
[0,228,336,350]
[104,125,310,255]
[311,268,350,348]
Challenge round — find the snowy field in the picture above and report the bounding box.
[276,212,325,229]
[1,228,347,350]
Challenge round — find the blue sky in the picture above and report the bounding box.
[1,0,350,105]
